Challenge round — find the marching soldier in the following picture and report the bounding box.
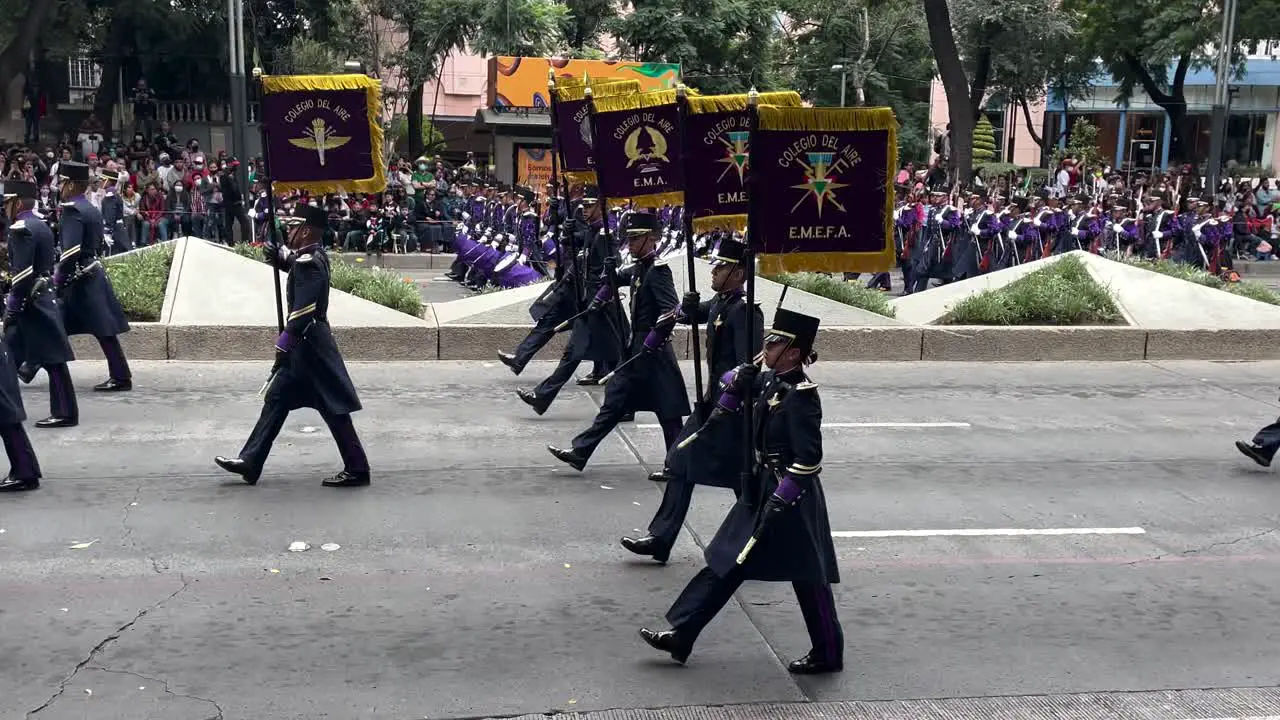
[639,308,842,674]
[3,180,79,429]
[622,237,762,563]
[499,194,578,376]
[547,210,689,470]
[516,186,628,414]
[0,184,47,492]
[214,204,370,488]
[53,161,133,393]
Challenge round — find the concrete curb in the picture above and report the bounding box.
[333,252,457,271]
[69,323,1280,361]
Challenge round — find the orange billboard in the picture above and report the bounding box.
[489,57,680,111]
[515,145,554,192]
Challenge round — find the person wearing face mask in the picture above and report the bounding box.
[2,179,79,443]
[546,211,690,472]
[214,204,369,488]
[52,161,134,394]
[639,308,842,675]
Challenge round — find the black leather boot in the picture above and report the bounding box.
[214,456,261,486]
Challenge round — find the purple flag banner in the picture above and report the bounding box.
[260,74,386,194]
[749,106,898,274]
[551,78,640,185]
[591,89,683,208]
[682,91,802,233]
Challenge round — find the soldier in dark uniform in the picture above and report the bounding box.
[214,205,370,487]
[99,170,131,254]
[0,184,47,492]
[52,161,133,393]
[547,211,690,471]
[639,309,843,674]
[498,193,578,376]
[516,186,628,414]
[3,181,79,428]
[621,237,762,563]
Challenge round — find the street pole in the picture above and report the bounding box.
[1206,0,1238,193]
[831,64,848,107]
[228,0,250,226]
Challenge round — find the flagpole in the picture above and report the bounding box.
[675,85,706,417]
[584,85,626,366]
[545,71,570,291]
[253,66,286,334]
[742,88,760,493]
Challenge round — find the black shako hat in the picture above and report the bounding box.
[624,211,660,235]
[59,161,90,183]
[710,237,747,266]
[580,185,601,204]
[283,203,329,230]
[764,308,820,351]
[2,180,38,200]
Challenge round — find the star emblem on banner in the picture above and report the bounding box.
[716,131,750,185]
[791,152,847,217]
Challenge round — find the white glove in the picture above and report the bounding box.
[1033,218,1042,228]
[969,224,980,235]
[518,253,528,264]
[462,212,471,221]
[1153,230,1163,240]
[1005,230,1016,241]
[1208,219,1219,226]
[1112,223,1124,233]
[1193,227,1203,238]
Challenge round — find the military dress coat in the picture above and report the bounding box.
[664,290,763,489]
[269,245,362,416]
[600,258,690,418]
[5,212,75,366]
[565,222,628,364]
[704,368,840,584]
[55,195,130,338]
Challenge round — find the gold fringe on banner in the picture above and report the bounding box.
[755,105,899,274]
[756,105,896,133]
[260,73,387,195]
[591,88,683,114]
[692,214,749,233]
[553,79,639,102]
[608,191,685,209]
[685,91,802,115]
[563,170,597,185]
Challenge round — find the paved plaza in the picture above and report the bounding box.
[5,359,1280,719]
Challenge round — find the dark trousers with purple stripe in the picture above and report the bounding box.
[666,567,843,664]
[98,336,131,380]
[0,422,41,480]
[240,397,370,474]
[46,363,78,420]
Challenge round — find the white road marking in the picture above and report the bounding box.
[635,421,971,429]
[832,527,1146,538]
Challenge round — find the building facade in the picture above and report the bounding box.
[928,41,1280,174]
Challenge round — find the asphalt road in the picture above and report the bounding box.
[4,359,1280,720]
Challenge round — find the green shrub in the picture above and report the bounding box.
[972,115,997,163]
[105,244,176,322]
[1106,252,1280,306]
[942,255,1123,325]
[766,272,897,318]
[219,243,424,317]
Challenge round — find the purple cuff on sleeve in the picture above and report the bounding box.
[4,293,19,313]
[643,328,665,351]
[275,330,298,352]
[773,474,804,504]
[593,284,612,304]
[52,268,67,286]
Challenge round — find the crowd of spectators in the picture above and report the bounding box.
[3,102,495,255]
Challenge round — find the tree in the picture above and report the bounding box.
[1052,116,1105,172]
[1067,0,1280,164]
[921,0,975,183]
[560,0,616,52]
[777,0,935,162]
[972,114,996,162]
[0,0,57,117]
[609,0,779,93]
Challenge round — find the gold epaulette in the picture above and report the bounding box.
[295,253,316,264]
[795,381,818,390]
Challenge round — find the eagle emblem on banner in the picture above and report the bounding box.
[288,118,352,167]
